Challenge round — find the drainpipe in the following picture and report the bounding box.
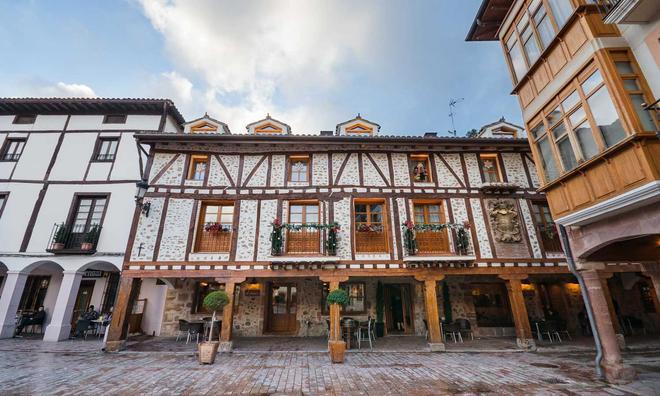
[557,224,604,380]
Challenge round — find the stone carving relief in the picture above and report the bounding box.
[488,199,522,243]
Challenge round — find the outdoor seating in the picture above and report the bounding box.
[455,318,474,341]
[187,322,204,344]
[443,322,463,343]
[536,320,561,342]
[341,318,358,349]
[624,316,646,336]
[176,319,190,342]
[357,317,375,350]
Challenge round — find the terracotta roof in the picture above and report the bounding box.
[466,0,514,41]
[0,98,185,125]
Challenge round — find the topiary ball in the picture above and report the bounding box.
[326,289,350,306]
[203,290,230,312]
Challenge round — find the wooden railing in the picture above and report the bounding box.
[355,225,388,253]
[538,225,563,253]
[286,228,321,255]
[196,224,232,252]
[415,230,450,254]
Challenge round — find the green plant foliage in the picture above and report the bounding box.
[326,289,350,307]
[53,223,70,243]
[83,224,100,243]
[203,290,230,313]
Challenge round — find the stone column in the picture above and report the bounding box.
[640,264,660,305]
[499,274,536,350]
[43,271,83,342]
[218,278,244,352]
[105,277,140,352]
[415,274,445,352]
[581,269,636,384]
[0,271,28,338]
[598,273,625,347]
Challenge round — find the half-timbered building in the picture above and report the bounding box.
[105,113,585,352]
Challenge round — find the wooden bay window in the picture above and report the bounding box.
[195,202,234,252]
[354,200,389,253]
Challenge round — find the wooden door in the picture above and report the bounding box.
[70,280,95,328]
[384,284,415,334]
[266,283,298,334]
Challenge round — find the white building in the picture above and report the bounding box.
[0,98,184,341]
[476,118,526,139]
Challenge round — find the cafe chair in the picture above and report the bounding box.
[357,317,375,350]
[456,318,474,341]
[187,322,204,344]
[176,319,190,342]
[444,322,463,343]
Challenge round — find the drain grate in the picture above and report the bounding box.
[530,362,560,368]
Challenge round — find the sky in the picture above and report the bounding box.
[0,0,522,136]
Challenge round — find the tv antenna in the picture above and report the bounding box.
[448,97,464,136]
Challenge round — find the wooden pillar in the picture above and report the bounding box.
[105,277,140,352]
[415,274,445,352]
[217,277,244,352]
[499,274,535,350]
[581,270,636,384]
[320,276,348,343]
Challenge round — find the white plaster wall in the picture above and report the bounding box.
[442,154,466,186]
[464,154,482,188]
[434,154,462,188]
[235,200,258,261]
[469,199,492,258]
[138,278,168,336]
[337,153,359,185]
[519,199,543,259]
[0,163,13,179]
[362,155,387,186]
[163,116,180,133]
[331,153,347,184]
[219,155,240,186]
[270,155,286,186]
[370,153,391,185]
[207,155,232,187]
[157,155,185,185]
[312,153,328,186]
[0,115,67,131]
[242,155,263,186]
[157,199,194,261]
[502,153,529,188]
[49,133,97,180]
[391,153,409,186]
[0,183,41,252]
[88,276,108,309]
[620,20,660,97]
[12,134,59,180]
[66,115,161,131]
[110,133,141,180]
[257,200,278,260]
[86,162,112,181]
[149,153,176,184]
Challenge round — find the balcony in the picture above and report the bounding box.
[271,222,340,257]
[537,224,563,253]
[355,224,388,253]
[598,0,660,24]
[195,223,232,253]
[286,228,321,255]
[46,223,102,254]
[414,230,450,255]
[403,222,472,257]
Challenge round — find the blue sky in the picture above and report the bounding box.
[0,0,521,136]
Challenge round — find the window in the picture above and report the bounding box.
[94,138,119,161]
[546,0,573,28]
[531,202,562,252]
[188,155,209,181]
[413,202,449,254]
[102,114,127,124]
[288,156,310,183]
[354,200,388,253]
[13,115,36,124]
[195,203,234,252]
[611,51,658,133]
[193,281,224,313]
[71,196,107,232]
[0,193,7,218]
[18,276,50,312]
[529,64,629,183]
[322,282,365,314]
[410,154,432,182]
[287,202,320,254]
[506,34,527,82]
[1,138,26,161]
[479,154,502,183]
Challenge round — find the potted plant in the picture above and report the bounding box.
[375,281,385,337]
[326,288,349,363]
[270,218,284,256]
[81,224,100,250]
[198,290,229,365]
[326,223,340,256]
[51,223,69,250]
[402,220,417,256]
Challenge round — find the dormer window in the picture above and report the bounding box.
[288,155,310,183]
[410,154,432,183]
[345,123,373,135]
[247,115,291,135]
[188,155,209,181]
[103,115,127,124]
[255,123,283,134]
[191,121,218,133]
[336,114,380,136]
[13,115,36,124]
[479,154,502,183]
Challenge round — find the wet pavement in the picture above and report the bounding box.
[0,338,659,395]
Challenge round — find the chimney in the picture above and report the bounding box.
[320,130,333,136]
[424,132,437,138]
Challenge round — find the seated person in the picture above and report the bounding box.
[72,305,100,338]
[14,306,46,337]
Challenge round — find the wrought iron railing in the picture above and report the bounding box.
[46,223,102,253]
[94,153,116,161]
[537,224,563,253]
[1,153,21,161]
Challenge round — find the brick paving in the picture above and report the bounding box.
[0,339,659,395]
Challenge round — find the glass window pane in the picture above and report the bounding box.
[290,213,303,223]
[508,39,527,81]
[557,136,578,171]
[581,70,603,95]
[546,107,562,126]
[354,204,367,213]
[220,214,233,224]
[629,94,656,132]
[622,79,640,91]
[524,36,541,64]
[290,205,303,214]
[561,91,580,111]
[547,0,573,28]
[587,86,626,147]
[575,122,599,160]
[370,204,382,214]
[530,123,545,139]
[355,213,367,223]
[428,205,440,213]
[615,61,634,75]
[370,213,382,224]
[414,213,424,223]
[429,213,441,223]
[568,107,586,127]
[538,137,559,180]
[552,122,568,140]
[536,13,554,48]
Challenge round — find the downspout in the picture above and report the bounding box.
[557,224,604,380]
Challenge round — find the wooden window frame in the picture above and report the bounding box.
[194,201,234,253]
[102,114,127,124]
[412,200,450,255]
[190,121,218,133]
[0,138,27,162]
[255,123,283,134]
[478,154,503,183]
[354,198,390,254]
[321,282,367,315]
[530,200,562,252]
[187,155,209,181]
[527,60,630,184]
[64,193,111,232]
[409,154,433,183]
[345,123,374,135]
[287,155,311,183]
[92,137,120,162]
[12,114,36,125]
[286,200,320,255]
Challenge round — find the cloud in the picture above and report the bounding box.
[138,0,384,133]
[29,82,97,98]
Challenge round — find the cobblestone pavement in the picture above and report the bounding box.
[0,340,659,395]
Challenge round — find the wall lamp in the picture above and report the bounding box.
[135,180,151,217]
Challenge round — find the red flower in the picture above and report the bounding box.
[272,218,281,227]
[462,220,471,230]
[404,220,415,230]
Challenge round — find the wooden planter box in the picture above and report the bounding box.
[198,341,219,364]
[328,340,346,363]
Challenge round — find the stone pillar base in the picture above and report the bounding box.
[428,342,446,352]
[218,341,233,352]
[0,324,16,339]
[516,337,537,351]
[43,324,72,342]
[603,361,636,384]
[104,340,126,353]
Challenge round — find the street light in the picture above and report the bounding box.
[135,180,151,217]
